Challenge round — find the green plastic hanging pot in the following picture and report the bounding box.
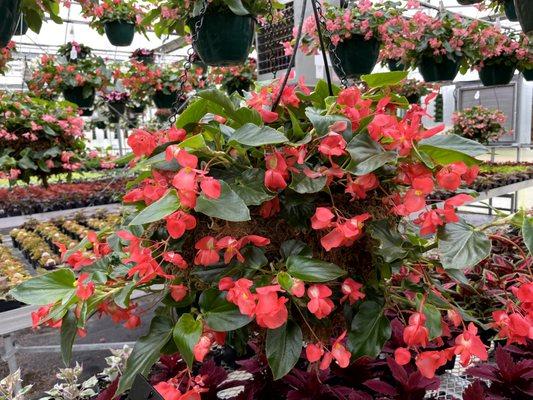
[13,17,27,36]
[108,101,126,117]
[418,56,461,82]
[153,90,177,109]
[504,0,518,21]
[479,58,516,86]
[388,58,405,71]
[63,86,96,108]
[104,20,135,47]
[523,68,533,81]
[0,0,21,47]
[190,7,255,66]
[515,0,533,36]
[330,35,380,80]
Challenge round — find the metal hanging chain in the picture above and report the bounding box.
[312,0,349,89]
[169,0,208,125]
[265,0,278,78]
[271,0,308,111]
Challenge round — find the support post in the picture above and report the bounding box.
[2,334,21,393]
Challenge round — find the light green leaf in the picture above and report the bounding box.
[9,269,76,305]
[195,181,250,222]
[129,190,180,226]
[522,215,533,255]
[361,71,408,88]
[437,220,491,270]
[176,98,208,128]
[266,321,303,380]
[173,313,203,368]
[286,255,345,282]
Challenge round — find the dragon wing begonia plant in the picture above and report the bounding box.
[11,72,533,396]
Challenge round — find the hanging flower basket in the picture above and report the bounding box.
[131,48,155,65]
[190,7,255,66]
[478,57,516,86]
[418,56,462,82]
[523,68,533,81]
[63,86,96,108]
[515,0,533,36]
[331,36,380,79]
[0,0,20,47]
[80,108,93,117]
[504,0,518,21]
[104,20,135,47]
[153,90,178,109]
[13,17,27,36]
[387,58,406,72]
[128,103,146,114]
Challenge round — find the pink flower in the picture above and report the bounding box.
[307,284,334,319]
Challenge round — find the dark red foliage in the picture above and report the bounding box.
[467,346,533,400]
[363,358,439,400]
[0,178,127,217]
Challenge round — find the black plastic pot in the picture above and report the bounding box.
[224,78,252,96]
[331,35,380,79]
[95,121,107,129]
[523,68,533,81]
[479,58,516,86]
[457,0,482,4]
[104,20,135,47]
[406,94,421,104]
[504,0,518,21]
[108,100,126,116]
[0,0,21,47]
[80,108,93,116]
[63,86,96,108]
[0,300,25,312]
[133,54,154,65]
[515,0,533,35]
[128,104,146,114]
[153,90,177,109]
[190,7,255,66]
[13,17,27,35]
[418,56,461,82]
[388,58,405,71]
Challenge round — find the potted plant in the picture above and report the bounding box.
[452,106,508,144]
[0,91,86,185]
[379,14,414,72]
[103,90,130,122]
[209,57,256,95]
[131,48,155,65]
[79,0,145,47]
[390,79,437,104]
[57,41,92,62]
[0,41,15,75]
[14,70,533,398]
[300,1,403,79]
[407,11,477,82]
[58,57,111,108]
[515,0,533,37]
[25,54,61,100]
[149,62,205,109]
[472,27,524,86]
[517,34,533,80]
[149,0,276,66]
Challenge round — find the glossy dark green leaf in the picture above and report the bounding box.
[286,256,345,282]
[346,133,397,175]
[289,172,327,194]
[173,313,203,367]
[117,316,173,394]
[60,310,77,366]
[418,134,486,166]
[348,301,391,358]
[437,220,491,270]
[305,108,351,137]
[266,321,303,380]
[199,288,252,331]
[195,181,250,221]
[367,220,408,263]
